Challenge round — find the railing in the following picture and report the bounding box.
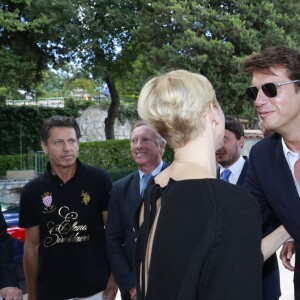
[34,151,48,177]
[6,98,65,107]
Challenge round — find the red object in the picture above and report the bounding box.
[7,226,26,241]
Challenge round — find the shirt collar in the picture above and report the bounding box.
[282,137,298,159]
[282,137,299,172]
[46,158,81,177]
[139,160,163,179]
[281,138,300,196]
[219,155,245,176]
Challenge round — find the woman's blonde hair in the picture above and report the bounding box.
[138,69,217,149]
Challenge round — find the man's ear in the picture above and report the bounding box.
[239,136,245,149]
[209,102,220,125]
[159,140,166,156]
[41,142,48,155]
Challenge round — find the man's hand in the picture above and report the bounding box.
[129,287,137,300]
[0,286,23,300]
[279,241,295,271]
[102,273,118,300]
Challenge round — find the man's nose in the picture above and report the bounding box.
[136,139,143,147]
[254,89,269,108]
[63,141,71,150]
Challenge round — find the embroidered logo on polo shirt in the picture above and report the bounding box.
[42,192,56,213]
[81,190,90,205]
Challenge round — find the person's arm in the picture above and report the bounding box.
[106,184,137,297]
[24,225,40,300]
[103,272,118,300]
[102,211,108,225]
[261,225,291,261]
[279,240,295,271]
[0,209,22,299]
[0,210,18,286]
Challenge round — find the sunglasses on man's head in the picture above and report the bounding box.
[245,80,300,100]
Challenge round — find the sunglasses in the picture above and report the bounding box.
[246,80,300,100]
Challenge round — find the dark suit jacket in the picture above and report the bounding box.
[218,156,281,300]
[0,206,18,289]
[106,161,169,296]
[245,133,299,299]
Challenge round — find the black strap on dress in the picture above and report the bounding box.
[134,182,163,300]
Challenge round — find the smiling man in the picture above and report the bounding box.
[19,116,117,300]
[106,121,167,300]
[243,45,300,300]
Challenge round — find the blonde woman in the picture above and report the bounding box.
[134,70,290,300]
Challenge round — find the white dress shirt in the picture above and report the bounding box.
[282,138,300,196]
[219,156,246,185]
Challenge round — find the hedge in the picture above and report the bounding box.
[0,139,174,182]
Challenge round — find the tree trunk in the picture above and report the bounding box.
[104,75,120,140]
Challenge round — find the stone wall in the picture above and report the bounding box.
[77,106,133,142]
[243,130,263,156]
[0,180,29,204]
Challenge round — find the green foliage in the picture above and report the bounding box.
[0,0,46,88]
[118,102,139,124]
[79,140,136,170]
[0,154,25,175]
[67,78,96,97]
[0,87,8,96]
[0,101,139,155]
[2,0,300,129]
[0,105,80,155]
[0,0,78,89]
[93,100,111,111]
[128,0,300,122]
[64,97,78,110]
[0,151,37,175]
[79,139,174,170]
[64,97,95,111]
[0,139,174,182]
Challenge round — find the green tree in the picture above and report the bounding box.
[34,69,66,98]
[0,0,79,90]
[129,0,300,123]
[1,1,140,138]
[0,105,79,155]
[2,0,300,135]
[63,78,95,100]
[63,0,142,139]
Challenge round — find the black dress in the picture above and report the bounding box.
[135,178,263,300]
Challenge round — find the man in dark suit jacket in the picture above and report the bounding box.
[243,45,300,299]
[216,116,248,186]
[106,121,168,300]
[0,206,23,300]
[216,116,280,300]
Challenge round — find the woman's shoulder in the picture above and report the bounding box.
[172,179,259,211]
[156,178,257,208]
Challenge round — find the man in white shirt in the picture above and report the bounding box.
[216,115,280,300]
[242,45,300,300]
[216,116,247,186]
